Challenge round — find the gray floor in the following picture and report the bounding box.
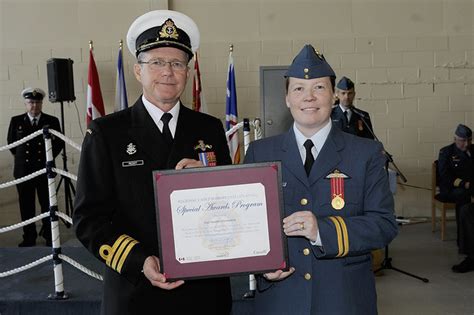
[1,219,473,314]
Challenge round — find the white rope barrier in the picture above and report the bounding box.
[49,129,82,152]
[58,254,103,281]
[0,254,52,278]
[57,211,73,225]
[0,127,104,298]
[0,168,47,189]
[0,253,103,282]
[51,167,78,182]
[0,129,44,152]
[0,212,49,233]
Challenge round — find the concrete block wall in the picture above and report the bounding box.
[0,0,473,226]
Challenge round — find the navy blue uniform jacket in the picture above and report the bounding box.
[331,106,374,139]
[438,143,474,198]
[244,125,398,315]
[73,100,232,315]
[7,112,62,177]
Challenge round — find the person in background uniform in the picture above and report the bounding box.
[331,76,374,139]
[244,44,398,315]
[437,124,473,246]
[7,88,62,247]
[73,10,232,315]
[452,202,474,273]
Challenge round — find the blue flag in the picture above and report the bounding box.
[115,44,128,111]
[225,50,240,164]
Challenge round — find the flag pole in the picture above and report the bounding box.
[119,39,123,49]
[89,40,93,51]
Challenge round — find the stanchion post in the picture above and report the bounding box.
[43,127,69,299]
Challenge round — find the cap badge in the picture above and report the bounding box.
[159,18,179,40]
[326,169,350,210]
[126,143,137,155]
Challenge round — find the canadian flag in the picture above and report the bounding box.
[86,49,105,126]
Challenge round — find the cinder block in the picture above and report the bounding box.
[403,52,434,67]
[433,82,465,97]
[419,127,453,143]
[373,112,403,129]
[340,53,372,68]
[435,51,466,67]
[404,111,437,128]
[355,37,387,53]
[418,96,450,112]
[449,35,474,51]
[419,67,449,82]
[324,38,355,54]
[261,40,292,56]
[0,66,9,81]
[248,55,279,72]
[404,83,434,97]
[449,95,474,112]
[450,68,474,81]
[51,47,83,64]
[8,65,38,81]
[356,68,388,84]
[388,98,418,114]
[22,48,52,65]
[0,48,22,65]
[371,83,403,99]
[0,80,24,96]
[387,37,417,52]
[373,52,403,67]
[403,142,436,157]
[387,67,419,83]
[416,36,449,51]
[293,40,325,54]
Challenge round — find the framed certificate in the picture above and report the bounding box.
[152,162,288,281]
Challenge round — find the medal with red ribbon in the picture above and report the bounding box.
[326,169,349,210]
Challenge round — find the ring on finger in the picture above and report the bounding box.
[300,222,305,230]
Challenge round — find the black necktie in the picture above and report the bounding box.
[161,113,173,147]
[344,110,349,125]
[32,118,38,127]
[304,139,314,176]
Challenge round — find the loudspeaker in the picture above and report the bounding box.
[46,58,76,102]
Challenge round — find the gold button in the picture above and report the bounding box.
[26,151,29,154]
[300,198,308,206]
[304,273,311,280]
[303,248,310,255]
[26,159,29,162]
[26,143,30,146]
[38,142,41,145]
[38,159,41,162]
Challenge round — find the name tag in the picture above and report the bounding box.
[122,160,144,167]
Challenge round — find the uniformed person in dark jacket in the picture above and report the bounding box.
[7,88,62,247]
[331,76,374,139]
[437,124,473,245]
[452,202,474,273]
[73,10,232,315]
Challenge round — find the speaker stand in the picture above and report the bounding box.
[55,101,75,226]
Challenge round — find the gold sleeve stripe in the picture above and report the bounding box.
[100,234,130,266]
[334,216,349,257]
[99,234,139,272]
[454,178,462,187]
[329,216,343,257]
[111,237,134,270]
[117,240,139,273]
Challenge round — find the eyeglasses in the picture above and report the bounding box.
[138,59,188,71]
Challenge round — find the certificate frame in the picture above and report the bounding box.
[152,162,288,281]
